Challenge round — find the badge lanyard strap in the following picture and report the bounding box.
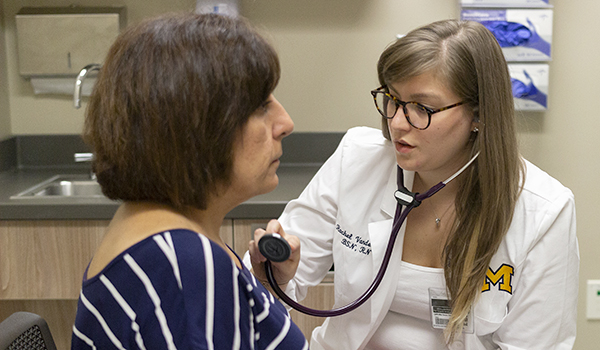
[265,153,479,317]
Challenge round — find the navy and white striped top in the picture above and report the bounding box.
[71,229,308,350]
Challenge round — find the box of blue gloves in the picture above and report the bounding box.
[509,64,549,110]
[460,0,550,6]
[461,9,553,62]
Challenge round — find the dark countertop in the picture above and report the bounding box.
[0,165,320,220]
[0,133,343,220]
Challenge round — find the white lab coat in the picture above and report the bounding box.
[277,127,578,350]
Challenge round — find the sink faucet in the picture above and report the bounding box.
[74,152,96,180]
[73,64,101,109]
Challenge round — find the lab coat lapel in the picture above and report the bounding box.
[361,167,416,348]
[371,166,415,270]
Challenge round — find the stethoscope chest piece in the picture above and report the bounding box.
[258,233,291,262]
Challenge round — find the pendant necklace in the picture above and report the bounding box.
[429,198,453,227]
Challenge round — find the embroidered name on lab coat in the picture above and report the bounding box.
[482,263,514,294]
[336,224,371,256]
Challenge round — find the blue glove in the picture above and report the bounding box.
[482,19,551,56]
[481,21,532,47]
[522,18,551,57]
[511,70,547,108]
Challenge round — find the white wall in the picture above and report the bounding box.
[243,0,459,132]
[532,1,600,348]
[0,0,11,140]
[2,0,599,348]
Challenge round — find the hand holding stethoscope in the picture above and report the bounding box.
[249,220,301,291]
[249,153,479,317]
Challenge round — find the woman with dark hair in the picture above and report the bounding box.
[249,19,578,349]
[71,12,307,350]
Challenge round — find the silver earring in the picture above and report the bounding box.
[472,127,479,133]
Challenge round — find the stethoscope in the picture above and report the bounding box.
[258,152,479,317]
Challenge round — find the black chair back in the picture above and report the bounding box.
[0,312,57,350]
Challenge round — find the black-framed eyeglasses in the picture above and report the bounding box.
[370,85,465,130]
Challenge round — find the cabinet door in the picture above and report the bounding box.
[0,220,109,350]
[233,219,335,341]
[0,220,108,299]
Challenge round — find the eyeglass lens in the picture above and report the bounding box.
[375,92,430,129]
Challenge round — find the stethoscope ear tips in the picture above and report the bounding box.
[258,233,291,262]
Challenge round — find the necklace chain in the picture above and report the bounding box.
[428,198,453,227]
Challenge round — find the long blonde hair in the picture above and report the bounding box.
[377,20,523,341]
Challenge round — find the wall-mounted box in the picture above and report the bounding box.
[16,7,126,77]
[461,8,553,61]
[509,63,549,110]
[460,0,550,7]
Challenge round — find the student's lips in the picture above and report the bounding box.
[395,141,415,153]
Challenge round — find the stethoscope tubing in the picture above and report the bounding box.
[265,189,424,317]
[263,153,479,317]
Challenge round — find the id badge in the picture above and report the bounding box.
[428,288,474,334]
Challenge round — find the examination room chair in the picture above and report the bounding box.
[0,311,57,350]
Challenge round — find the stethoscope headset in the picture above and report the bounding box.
[257,152,479,317]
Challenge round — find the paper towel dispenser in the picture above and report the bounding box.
[15,7,126,77]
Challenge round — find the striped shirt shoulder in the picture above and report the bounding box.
[71,229,308,350]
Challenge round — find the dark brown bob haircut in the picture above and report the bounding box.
[84,12,280,210]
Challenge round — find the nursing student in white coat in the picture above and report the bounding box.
[247,19,579,350]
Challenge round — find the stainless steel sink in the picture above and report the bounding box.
[11,174,104,199]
